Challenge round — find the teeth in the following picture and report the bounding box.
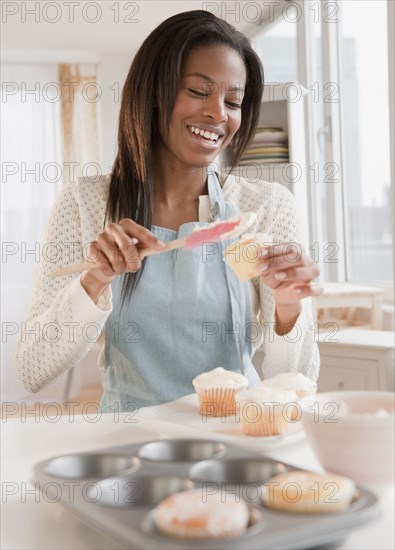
[189,126,220,142]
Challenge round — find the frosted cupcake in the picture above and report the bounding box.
[192,367,248,417]
[154,488,250,539]
[261,471,356,513]
[235,386,299,436]
[260,372,317,398]
[224,233,272,281]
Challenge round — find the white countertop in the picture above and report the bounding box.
[1,403,394,550]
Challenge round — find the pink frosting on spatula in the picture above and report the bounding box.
[184,220,240,250]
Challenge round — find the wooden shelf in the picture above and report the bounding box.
[313,283,385,330]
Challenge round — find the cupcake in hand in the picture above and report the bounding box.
[224,233,272,281]
[192,367,248,417]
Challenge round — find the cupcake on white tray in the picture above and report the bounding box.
[192,367,248,417]
[235,386,299,436]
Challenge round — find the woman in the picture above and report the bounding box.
[14,10,322,412]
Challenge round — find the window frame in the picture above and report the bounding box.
[337,0,393,293]
[388,0,395,304]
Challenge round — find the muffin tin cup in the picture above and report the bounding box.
[189,458,289,484]
[33,438,381,550]
[43,452,140,479]
[87,475,195,507]
[138,439,226,462]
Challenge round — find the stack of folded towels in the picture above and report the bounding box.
[238,126,289,164]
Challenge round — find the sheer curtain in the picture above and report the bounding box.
[1,62,100,403]
[58,63,101,183]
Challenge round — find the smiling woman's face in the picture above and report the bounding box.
[157,44,247,168]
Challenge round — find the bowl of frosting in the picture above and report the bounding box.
[298,391,395,488]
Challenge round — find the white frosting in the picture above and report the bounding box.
[261,372,317,391]
[192,367,248,389]
[236,386,298,404]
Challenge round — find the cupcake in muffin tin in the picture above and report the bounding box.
[153,488,250,539]
[261,471,357,514]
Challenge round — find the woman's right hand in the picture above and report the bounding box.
[80,219,165,303]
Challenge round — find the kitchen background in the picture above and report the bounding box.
[1,0,394,409]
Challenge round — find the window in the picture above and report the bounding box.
[254,8,298,83]
[339,0,392,283]
[1,63,63,401]
[1,64,64,292]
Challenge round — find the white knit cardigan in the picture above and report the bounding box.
[14,173,320,393]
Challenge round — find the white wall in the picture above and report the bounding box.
[97,53,133,173]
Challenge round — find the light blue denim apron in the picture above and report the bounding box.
[100,169,260,412]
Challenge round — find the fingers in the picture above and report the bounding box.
[256,242,322,299]
[292,283,324,298]
[272,265,320,283]
[258,243,309,273]
[84,241,117,282]
[105,223,140,273]
[118,219,166,250]
[96,231,133,274]
[258,243,316,277]
[271,282,324,308]
[87,219,165,276]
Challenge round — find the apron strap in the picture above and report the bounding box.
[208,170,261,387]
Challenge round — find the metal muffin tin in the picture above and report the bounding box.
[32,438,381,549]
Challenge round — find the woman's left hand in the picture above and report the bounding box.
[257,243,323,306]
